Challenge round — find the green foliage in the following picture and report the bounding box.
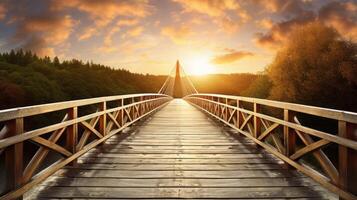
[267,22,357,111]
[0,50,166,109]
[241,74,272,99]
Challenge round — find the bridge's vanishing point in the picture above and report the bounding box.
[0,61,356,200]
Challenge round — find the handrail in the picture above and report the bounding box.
[184,93,357,200]
[0,93,164,122]
[0,93,172,200]
[196,93,357,124]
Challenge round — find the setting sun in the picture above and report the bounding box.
[185,56,216,76]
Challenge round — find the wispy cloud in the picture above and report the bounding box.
[254,1,357,50]
[0,3,6,20]
[161,25,192,44]
[78,27,98,41]
[212,48,254,65]
[52,0,152,27]
[173,0,239,17]
[172,0,245,34]
[123,26,144,38]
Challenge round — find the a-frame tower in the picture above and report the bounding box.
[173,60,183,98]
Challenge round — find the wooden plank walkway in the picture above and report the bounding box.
[27,99,336,199]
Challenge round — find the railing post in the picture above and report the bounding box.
[66,107,78,166]
[225,98,228,121]
[119,99,124,126]
[254,103,261,139]
[5,118,24,200]
[338,121,357,199]
[283,109,295,168]
[99,101,106,136]
[140,96,143,116]
[236,100,241,134]
[131,97,135,120]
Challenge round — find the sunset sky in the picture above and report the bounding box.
[0,0,356,75]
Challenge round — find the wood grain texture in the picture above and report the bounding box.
[27,99,335,200]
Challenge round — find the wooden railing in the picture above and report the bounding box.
[0,94,172,200]
[185,93,357,200]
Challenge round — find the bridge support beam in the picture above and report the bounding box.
[338,121,357,200]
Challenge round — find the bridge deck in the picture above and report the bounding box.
[28,99,335,199]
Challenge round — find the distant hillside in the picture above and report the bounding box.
[0,50,266,110]
[0,50,166,109]
[191,73,263,96]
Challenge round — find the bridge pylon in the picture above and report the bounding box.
[158,60,198,98]
[173,60,183,98]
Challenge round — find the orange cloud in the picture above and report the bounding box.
[172,0,245,34]
[161,25,192,44]
[217,16,240,34]
[254,1,357,51]
[117,18,139,27]
[53,0,152,27]
[173,0,239,17]
[319,1,357,41]
[252,0,307,16]
[78,18,139,41]
[78,27,98,41]
[254,12,315,50]
[119,39,156,54]
[0,3,6,20]
[256,19,274,29]
[19,15,75,45]
[10,14,76,56]
[100,26,121,53]
[124,26,144,38]
[211,49,254,64]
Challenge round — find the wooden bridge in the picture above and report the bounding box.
[0,62,357,199]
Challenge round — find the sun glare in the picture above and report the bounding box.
[186,56,216,76]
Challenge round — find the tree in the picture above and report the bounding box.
[53,56,60,66]
[0,79,26,109]
[241,74,272,99]
[268,22,357,111]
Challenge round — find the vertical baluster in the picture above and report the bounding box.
[99,101,106,136]
[338,121,357,199]
[283,109,295,168]
[5,118,24,200]
[66,107,77,166]
[254,103,261,139]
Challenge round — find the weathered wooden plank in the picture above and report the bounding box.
[108,138,235,142]
[96,144,257,150]
[81,153,265,159]
[78,158,282,164]
[65,163,283,170]
[89,148,262,154]
[41,177,317,187]
[33,187,323,199]
[126,135,230,139]
[54,169,300,178]
[113,142,255,145]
